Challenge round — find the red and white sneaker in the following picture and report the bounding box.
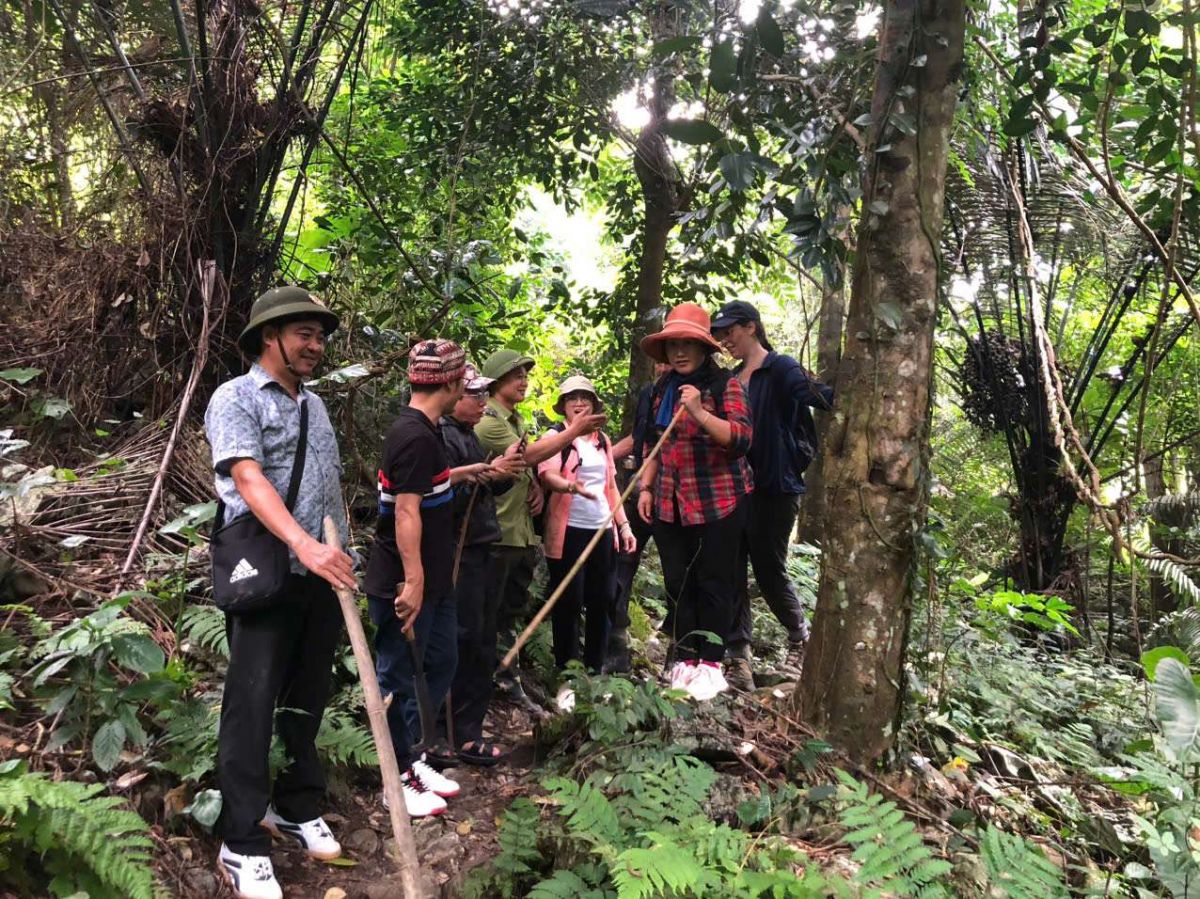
[687,661,729,701]
[667,660,698,691]
[413,755,460,798]
[383,771,448,818]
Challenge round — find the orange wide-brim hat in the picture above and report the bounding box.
[639,302,724,363]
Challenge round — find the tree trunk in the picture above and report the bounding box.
[794,0,965,764]
[797,270,846,545]
[623,81,683,427]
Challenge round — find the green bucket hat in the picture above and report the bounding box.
[238,286,340,355]
[481,348,535,383]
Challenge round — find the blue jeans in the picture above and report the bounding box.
[367,592,458,771]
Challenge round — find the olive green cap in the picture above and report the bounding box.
[481,348,535,383]
[238,286,340,354]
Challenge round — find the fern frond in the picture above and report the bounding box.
[493,797,543,877]
[545,776,622,846]
[529,868,612,898]
[1130,533,1200,606]
[980,826,1068,898]
[612,841,713,899]
[1143,492,1200,524]
[315,709,377,768]
[1148,608,1200,659]
[836,770,952,897]
[0,764,156,899]
[178,605,229,656]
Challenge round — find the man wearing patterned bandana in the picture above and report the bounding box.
[364,339,468,818]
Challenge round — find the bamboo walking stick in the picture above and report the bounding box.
[322,517,427,899]
[501,407,685,670]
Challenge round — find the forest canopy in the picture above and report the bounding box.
[1,0,1200,895]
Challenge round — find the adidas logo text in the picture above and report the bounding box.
[229,558,259,583]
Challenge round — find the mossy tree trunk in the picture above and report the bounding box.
[794,0,965,764]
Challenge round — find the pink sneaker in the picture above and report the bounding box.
[687,662,729,701]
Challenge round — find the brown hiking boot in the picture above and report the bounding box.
[725,646,755,692]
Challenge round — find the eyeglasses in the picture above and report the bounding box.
[466,390,488,401]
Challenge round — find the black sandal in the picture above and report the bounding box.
[421,742,459,769]
[457,740,505,767]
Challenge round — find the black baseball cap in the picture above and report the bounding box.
[710,300,763,331]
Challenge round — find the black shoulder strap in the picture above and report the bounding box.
[284,400,309,512]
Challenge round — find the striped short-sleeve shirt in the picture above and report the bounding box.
[364,406,455,600]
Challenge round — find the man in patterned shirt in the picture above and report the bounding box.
[204,286,356,899]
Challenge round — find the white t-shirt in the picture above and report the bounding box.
[566,437,610,529]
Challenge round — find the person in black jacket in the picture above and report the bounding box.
[441,364,525,765]
[711,301,834,690]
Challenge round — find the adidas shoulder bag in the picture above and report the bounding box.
[209,401,309,613]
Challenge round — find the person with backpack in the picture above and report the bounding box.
[635,303,754,702]
[535,376,636,709]
[710,300,834,690]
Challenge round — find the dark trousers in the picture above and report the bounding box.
[491,544,538,673]
[728,492,808,650]
[613,493,654,631]
[547,526,616,671]
[450,544,498,745]
[216,574,343,854]
[654,500,747,663]
[368,592,458,772]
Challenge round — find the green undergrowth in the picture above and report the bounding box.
[466,669,1072,898]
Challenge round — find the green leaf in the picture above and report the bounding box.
[92,718,126,771]
[184,788,223,828]
[32,396,71,420]
[652,35,701,58]
[709,39,738,93]
[1004,115,1038,137]
[0,367,43,384]
[662,119,724,145]
[1153,658,1200,760]
[719,153,757,191]
[1142,646,1189,681]
[111,634,165,674]
[756,9,785,56]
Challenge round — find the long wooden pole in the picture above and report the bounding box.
[501,408,684,670]
[322,517,426,899]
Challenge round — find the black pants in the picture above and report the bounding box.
[728,492,808,650]
[216,574,343,854]
[613,492,654,631]
[547,526,616,671]
[654,500,747,663]
[450,544,498,745]
[491,544,538,673]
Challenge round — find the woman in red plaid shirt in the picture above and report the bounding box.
[635,303,753,702]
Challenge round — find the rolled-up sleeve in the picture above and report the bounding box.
[475,414,512,456]
[205,383,263,475]
[721,378,753,458]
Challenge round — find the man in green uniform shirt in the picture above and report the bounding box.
[475,349,605,704]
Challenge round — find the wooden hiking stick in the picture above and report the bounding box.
[451,479,484,588]
[501,407,685,670]
[322,517,426,899]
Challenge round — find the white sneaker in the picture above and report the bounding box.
[383,771,448,818]
[413,756,460,798]
[687,663,729,701]
[260,807,341,860]
[555,685,576,713]
[218,843,282,899]
[667,660,698,691]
